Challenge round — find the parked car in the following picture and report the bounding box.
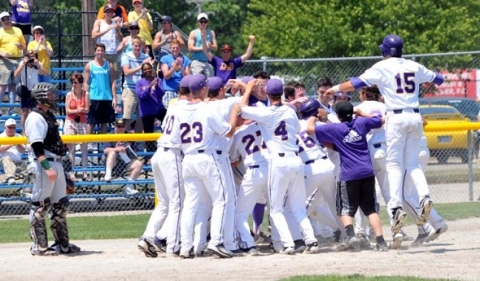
[420,104,472,164]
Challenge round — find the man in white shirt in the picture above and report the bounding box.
[0,118,26,184]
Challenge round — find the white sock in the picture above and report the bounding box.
[105,169,112,178]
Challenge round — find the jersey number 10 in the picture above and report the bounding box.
[395,72,416,94]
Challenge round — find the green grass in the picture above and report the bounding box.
[0,202,479,244]
[281,275,458,281]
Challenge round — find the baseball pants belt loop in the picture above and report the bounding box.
[278,152,298,157]
[163,147,170,152]
[216,150,222,155]
[372,143,382,149]
[33,157,61,162]
[305,160,315,165]
[248,165,260,169]
[392,108,420,114]
[197,149,221,155]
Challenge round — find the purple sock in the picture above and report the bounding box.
[252,203,266,234]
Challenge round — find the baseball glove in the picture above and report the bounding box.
[65,172,76,194]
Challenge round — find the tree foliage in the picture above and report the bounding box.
[244,0,480,58]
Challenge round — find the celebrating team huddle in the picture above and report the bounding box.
[137,34,449,259]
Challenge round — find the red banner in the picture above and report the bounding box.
[424,69,477,99]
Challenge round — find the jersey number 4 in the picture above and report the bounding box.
[395,72,416,94]
[180,122,203,143]
[274,121,288,141]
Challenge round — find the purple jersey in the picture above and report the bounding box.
[314,116,382,181]
[10,0,32,24]
[209,56,244,84]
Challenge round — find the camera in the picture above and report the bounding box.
[74,115,81,123]
[28,58,34,63]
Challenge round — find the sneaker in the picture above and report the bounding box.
[227,249,244,257]
[374,242,389,252]
[424,223,448,243]
[336,236,360,251]
[357,233,371,249]
[410,228,436,247]
[53,242,81,254]
[6,177,16,185]
[243,246,259,256]
[180,247,194,259]
[124,185,139,195]
[391,209,407,233]
[207,244,232,258]
[279,246,295,255]
[417,197,434,225]
[293,239,306,253]
[316,235,336,246]
[304,242,320,254]
[138,237,158,258]
[153,237,167,252]
[390,232,403,249]
[104,174,112,183]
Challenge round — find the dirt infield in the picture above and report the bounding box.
[1,218,479,281]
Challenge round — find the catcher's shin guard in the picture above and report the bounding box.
[50,197,71,252]
[30,198,52,251]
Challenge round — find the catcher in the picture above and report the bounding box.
[25,82,80,256]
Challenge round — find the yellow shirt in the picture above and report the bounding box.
[0,27,26,58]
[27,41,53,74]
[128,11,153,45]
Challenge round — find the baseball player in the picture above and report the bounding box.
[25,82,80,255]
[306,101,389,252]
[316,77,335,113]
[240,78,319,254]
[326,34,445,249]
[137,75,192,258]
[170,74,239,259]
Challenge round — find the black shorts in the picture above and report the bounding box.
[336,175,378,217]
[17,85,35,108]
[12,23,31,36]
[88,100,115,125]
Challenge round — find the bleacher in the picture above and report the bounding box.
[0,67,156,212]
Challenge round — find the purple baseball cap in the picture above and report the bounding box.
[241,76,254,83]
[266,79,283,95]
[188,74,208,92]
[207,76,224,91]
[180,75,192,88]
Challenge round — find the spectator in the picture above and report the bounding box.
[102,118,143,195]
[0,118,26,184]
[14,50,47,133]
[83,43,117,134]
[128,0,153,58]
[0,11,26,106]
[64,73,90,182]
[121,36,152,132]
[202,34,254,84]
[152,15,185,61]
[27,25,53,82]
[118,22,142,54]
[136,62,165,152]
[9,0,33,45]
[160,39,191,108]
[97,0,128,28]
[188,13,217,77]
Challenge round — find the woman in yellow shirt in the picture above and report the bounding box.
[27,25,53,82]
[128,0,153,58]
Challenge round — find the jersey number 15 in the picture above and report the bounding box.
[395,72,416,94]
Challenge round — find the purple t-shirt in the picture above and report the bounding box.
[136,78,165,117]
[210,56,244,84]
[314,116,382,181]
[10,0,32,24]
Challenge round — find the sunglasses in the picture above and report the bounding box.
[129,26,140,30]
[1,17,10,22]
[199,20,208,24]
[7,126,16,129]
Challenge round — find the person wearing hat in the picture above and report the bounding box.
[0,118,26,184]
[0,10,26,107]
[305,100,389,252]
[188,13,217,77]
[152,15,185,61]
[102,118,143,195]
[128,0,154,57]
[28,25,54,83]
[9,0,33,45]
[96,0,128,28]
[240,78,320,254]
[201,34,255,84]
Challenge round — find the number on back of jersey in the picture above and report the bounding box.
[274,121,288,141]
[180,122,204,143]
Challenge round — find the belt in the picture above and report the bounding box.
[392,108,419,114]
[34,157,61,162]
[163,147,170,152]
[304,156,328,165]
[198,150,222,155]
[248,165,259,169]
[372,143,382,149]
[278,152,298,157]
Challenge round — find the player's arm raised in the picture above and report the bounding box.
[240,79,257,106]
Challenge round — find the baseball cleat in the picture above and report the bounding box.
[52,242,81,254]
[293,239,306,253]
[179,249,195,259]
[304,242,320,254]
[374,242,389,252]
[227,249,245,257]
[391,209,407,233]
[336,236,360,251]
[357,234,371,249]
[138,238,158,258]
[207,244,232,258]
[153,237,167,252]
[30,245,58,256]
[243,246,259,256]
[417,197,434,225]
[424,223,448,243]
[389,232,403,249]
[279,246,295,255]
[410,229,436,247]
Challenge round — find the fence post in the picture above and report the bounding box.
[57,12,62,69]
[261,56,268,72]
[412,53,416,62]
[468,130,474,201]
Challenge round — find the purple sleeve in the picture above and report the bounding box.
[349,77,368,89]
[433,73,444,85]
[233,56,244,68]
[314,124,332,144]
[210,56,222,67]
[136,79,151,100]
[363,116,382,131]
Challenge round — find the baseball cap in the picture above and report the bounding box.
[241,76,254,83]
[197,13,208,21]
[115,118,126,126]
[5,118,16,127]
[266,79,283,95]
[32,25,44,32]
[0,12,10,19]
[179,75,192,88]
[207,77,224,91]
[220,44,232,52]
[334,91,352,99]
[161,15,172,22]
[104,4,115,12]
[335,101,354,120]
[189,74,208,92]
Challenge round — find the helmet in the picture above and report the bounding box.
[333,91,352,101]
[299,98,321,119]
[31,82,58,111]
[379,35,403,57]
